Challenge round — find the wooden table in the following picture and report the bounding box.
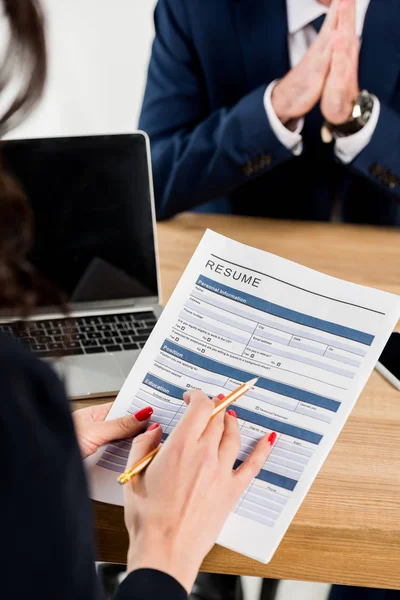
[75,213,400,589]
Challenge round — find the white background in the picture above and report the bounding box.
[9,0,158,139]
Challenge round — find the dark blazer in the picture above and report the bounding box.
[139,0,400,225]
[0,333,186,600]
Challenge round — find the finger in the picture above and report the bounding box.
[200,396,226,449]
[320,0,340,35]
[338,0,356,38]
[172,389,215,441]
[331,32,350,76]
[125,422,163,473]
[332,30,359,78]
[233,432,277,491]
[218,410,241,468]
[73,402,114,423]
[91,408,153,445]
[88,402,114,422]
[182,390,224,406]
[306,9,337,66]
[183,391,191,406]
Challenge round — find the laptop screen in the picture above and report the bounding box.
[2,134,159,310]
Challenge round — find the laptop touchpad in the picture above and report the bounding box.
[53,354,125,398]
[115,350,140,379]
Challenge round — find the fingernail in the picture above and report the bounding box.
[134,407,153,421]
[147,422,159,431]
[227,409,237,418]
[217,394,225,400]
[268,432,277,445]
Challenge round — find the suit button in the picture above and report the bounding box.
[370,163,384,177]
[261,154,272,166]
[243,161,254,176]
[253,158,262,171]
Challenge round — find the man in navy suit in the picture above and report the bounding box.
[140,2,400,599]
[139,0,400,225]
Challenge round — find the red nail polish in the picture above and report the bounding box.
[217,394,225,400]
[268,432,277,445]
[134,407,153,421]
[227,409,237,418]
[147,422,159,431]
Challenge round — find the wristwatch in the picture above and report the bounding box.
[321,90,374,143]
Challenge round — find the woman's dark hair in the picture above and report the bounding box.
[0,0,64,316]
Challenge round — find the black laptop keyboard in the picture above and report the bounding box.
[0,312,157,358]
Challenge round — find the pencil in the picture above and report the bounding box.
[117,377,259,485]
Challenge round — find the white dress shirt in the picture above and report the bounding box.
[264,0,380,163]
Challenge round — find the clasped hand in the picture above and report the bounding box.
[272,0,359,126]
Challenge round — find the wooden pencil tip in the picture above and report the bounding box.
[246,377,259,388]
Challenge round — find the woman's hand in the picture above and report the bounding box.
[123,391,275,593]
[73,403,153,458]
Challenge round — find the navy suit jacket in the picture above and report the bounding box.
[139,0,400,225]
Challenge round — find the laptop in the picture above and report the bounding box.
[0,133,162,398]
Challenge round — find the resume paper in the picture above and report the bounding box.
[86,230,400,563]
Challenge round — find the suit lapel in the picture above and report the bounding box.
[230,0,290,91]
[359,0,400,104]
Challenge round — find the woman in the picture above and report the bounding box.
[0,2,273,598]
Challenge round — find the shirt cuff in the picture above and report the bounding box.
[264,80,304,156]
[334,95,380,164]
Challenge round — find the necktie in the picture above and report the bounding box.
[312,14,326,33]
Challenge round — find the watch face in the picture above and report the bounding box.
[358,90,374,125]
[327,91,373,136]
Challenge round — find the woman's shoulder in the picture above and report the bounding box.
[0,331,76,470]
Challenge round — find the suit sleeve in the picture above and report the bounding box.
[117,569,188,600]
[343,102,400,199]
[138,0,292,220]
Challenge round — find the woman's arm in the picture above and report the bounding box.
[1,338,102,600]
[1,338,157,600]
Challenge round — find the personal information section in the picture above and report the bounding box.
[86,231,400,563]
